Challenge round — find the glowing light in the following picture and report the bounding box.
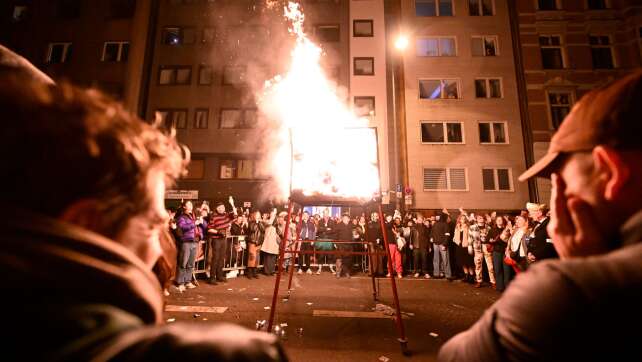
[395,35,409,51]
[259,2,380,200]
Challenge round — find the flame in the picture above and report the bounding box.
[259,1,380,201]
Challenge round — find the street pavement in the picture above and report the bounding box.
[164,272,499,362]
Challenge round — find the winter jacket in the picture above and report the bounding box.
[431,220,450,246]
[177,214,197,242]
[0,209,286,361]
[527,217,558,260]
[412,223,431,250]
[453,224,469,247]
[299,220,316,240]
[247,220,265,245]
[261,224,281,255]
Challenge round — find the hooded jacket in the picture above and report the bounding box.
[0,210,286,361]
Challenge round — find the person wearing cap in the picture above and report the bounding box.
[206,197,238,285]
[525,202,557,264]
[438,72,642,361]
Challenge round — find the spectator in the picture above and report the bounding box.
[431,212,453,280]
[278,211,297,272]
[504,211,531,281]
[260,209,279,275]
[297,211,316,275]
[334,214,355,278]
[526,203,557,264]
[440,71,642,361]
[453,214,474,283]
[246,211,265,279]
[0,75,285,360]
[401,219,414,274]
[206,198,238,285]
[316,209,336,273]
[385,216,403,278]
[230,214,248,269]
[366,211,385,276]
[468,215,496,288]
[176,201,199,292]
[488,216,509,291]
[411,214,431,278]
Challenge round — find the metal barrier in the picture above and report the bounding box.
[194,235,262,278]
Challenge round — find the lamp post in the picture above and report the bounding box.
[391,34,409,212]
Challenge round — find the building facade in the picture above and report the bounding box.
[515,0,642,203]
[394,0,530,211]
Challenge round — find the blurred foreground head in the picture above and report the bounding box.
[0,74,188,266]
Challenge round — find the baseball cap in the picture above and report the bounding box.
[519,72,642,181]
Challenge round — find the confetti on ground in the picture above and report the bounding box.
[227,288,233,291]
[203,318,208,321]
[378,356,390,362]
[252,298,259,301]
[166,318,176,323]
[430,332,439,338]
[264,306,271,310]
[280,323,288,327]
[306,302,313,306]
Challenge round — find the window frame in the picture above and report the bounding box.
[353,19,373,37]
[423,167,469,192]
[219,159,260,180]
[46,42,72,64]
[586,0,609,10]
[418,78,461,100]
[471,35,499,57]
[354,96,376,117]
[420,121,465,145]
[468,0,494,16]
[474,77,503,99]
[353,57,375,76]
[198,65,213,85]
[314,24,341,43]
[194,108,209,129]
[415,0,455,17]
[183,158,205,180]
[539,34,565,69]
[156,108,188,129]
[158,65,192,85]
[536,0,561,10]
[478,121,509,145]
[415,36,457,57]
[482,167,514,192]
[546,90,574,130]
[222,65,246,85]
[589,34,615,69]
[101,41,129,62]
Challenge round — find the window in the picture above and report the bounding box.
[156,109,187,129]
[223,66,246,85]
[353,20,373,37]
[419,79,460,99]
[474,78,502,98]
[158,66,191,85]
[162,27,195,45]
[478,122,507,144]
[198,65,213,85]
[471,36,498,56]
[102,42,129,62]
[548,92,572,129]
[416,37,456,56]
[184,159,204,180]
[108,0,136,18]
[589,35,614,69]
[315,25,340,42]
[46,42,72,63]
[12,5,28,22]
[537,0,559,10]
[220,159,258,179]
[482,168,512,191]
[416,0,453,17]
[421,122,463,144]
[353,57,374,76]
[587,0,608,9]
[220,109,257,129]
[194,109,209,129]
[468,0,493,16]
[56,0,81,19]
[423,167,468,191]
[202,28,215,43]
[354,96,375,117]
[539,35,564,69]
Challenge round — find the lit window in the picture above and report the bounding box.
[194,109,208,129]
[158,66,191,85]
[220,109,257,129]
[220,159,258,180]
[416,37,456,57]
[471,36,498,56]
[162,27,195,45]
[156,109,187,129]
[419,79,460,99]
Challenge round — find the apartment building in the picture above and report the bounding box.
[394,0,530,211]
[515,0,642,203]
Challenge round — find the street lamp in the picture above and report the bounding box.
[391,34,408,212]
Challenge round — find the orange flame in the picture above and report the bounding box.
[259,2,380,201]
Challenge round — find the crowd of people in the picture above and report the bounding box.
[167,199,557,293]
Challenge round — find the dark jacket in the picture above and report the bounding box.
[431,217,450,246]
[488,225,507,254]
[412,223,431,250]
[0,210,286,361]
[317,217,335,239]
[299,220,316,240]
[438,210,642,362]
[230,222,247,237]
[247,220,265,245]
[366,220,383,245]
[335,221,355,251]
[527,217,558,260]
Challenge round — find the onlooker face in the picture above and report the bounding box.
[371,212,379,222]
[476,215,485,226]
[495,216,505,228]
[184,201,193,214]
[342,215,350,224]
[322,209,330,219]
[515,215,528,229]
[302,212,309,222]
[385,215,392,223]
[200,208,208,217]
[457,215,466,225]
[416,215,424,224]
[216,204,225,214]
